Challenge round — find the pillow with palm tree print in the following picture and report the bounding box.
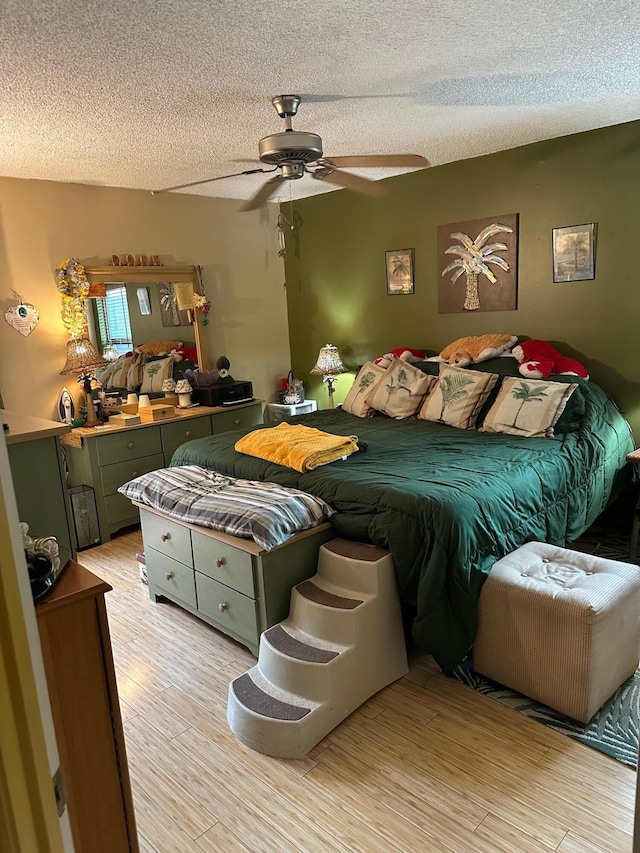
[418,364,498,429]
[107,354,134,390]
[140,356,175,394]
[342,362,388,417]
[367,359,436,419]
[480,376,578,438]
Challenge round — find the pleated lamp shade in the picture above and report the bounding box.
[310,344,346,376]
[60,337,109,375]
[102,344,120,362]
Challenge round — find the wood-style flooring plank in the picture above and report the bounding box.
[137,833,158,853]
[557,832,610,853]
[194,822,253,853]
[130,779,206,853]
[124,718,218,840]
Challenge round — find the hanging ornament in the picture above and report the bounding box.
[276,212,294,259]
[4,295,40,337]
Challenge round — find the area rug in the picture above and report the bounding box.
[453,519,640,767]
[452,656,639,767]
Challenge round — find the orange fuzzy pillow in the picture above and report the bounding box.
[136,339,182,356]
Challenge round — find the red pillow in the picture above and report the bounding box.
[175,345,198,362]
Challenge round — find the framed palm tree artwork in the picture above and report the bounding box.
[552,223,596,282]
[158,282,192,327]
[385,249,415,295]
[437,213,518,313]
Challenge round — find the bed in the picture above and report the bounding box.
[170,362,634,672]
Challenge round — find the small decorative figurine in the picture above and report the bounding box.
[215,356,234,383]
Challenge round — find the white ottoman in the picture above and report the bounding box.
[473,542,640,723]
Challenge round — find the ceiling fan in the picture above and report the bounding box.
[152,95,429,210]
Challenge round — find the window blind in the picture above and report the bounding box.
[95,285,133,355]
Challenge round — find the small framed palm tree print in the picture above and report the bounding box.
[386,249,415,295]
[552,223,596,282]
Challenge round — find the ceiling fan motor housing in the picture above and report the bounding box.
[258,131,323,166]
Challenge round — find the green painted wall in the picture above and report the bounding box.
[284,120,640,437]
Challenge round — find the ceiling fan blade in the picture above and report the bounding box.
[241,175,288,211]
[151,167,271,195]
[320,154,429,168]
[312,167,390,197]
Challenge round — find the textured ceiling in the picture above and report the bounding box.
[1,0,640,204]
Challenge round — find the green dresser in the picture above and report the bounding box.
[63,401,263,544]
[140,506,334,655]
[3,410,76,567]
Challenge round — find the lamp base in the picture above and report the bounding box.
[84,392,100,427]
[325,376,338,409]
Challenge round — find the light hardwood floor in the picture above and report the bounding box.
[79,529,636,853]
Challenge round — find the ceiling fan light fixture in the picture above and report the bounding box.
[280,163,305,180]
[258,131,323,165]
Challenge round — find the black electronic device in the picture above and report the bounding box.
[26,552,57,601]
[191,380,254,408]
[22,524,65,602]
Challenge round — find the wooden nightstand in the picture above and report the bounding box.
[266,400,317,422]
[627,449,640,561]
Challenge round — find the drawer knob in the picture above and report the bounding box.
[128,442,135,449]
[132,471,140,477]
[161,532,171,542]
[185,430,192,437]
[234,419,240,425]
[216,557,225,568]
[165,572,173,581]
[218,602,228,612]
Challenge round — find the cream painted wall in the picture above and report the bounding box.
[0,177,290,418]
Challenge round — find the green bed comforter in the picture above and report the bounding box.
[172,380,633,672]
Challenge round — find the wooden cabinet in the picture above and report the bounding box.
[140,506,334,655]
[3,409,76,566]
[36,560,138,852]
[63,401,263,543]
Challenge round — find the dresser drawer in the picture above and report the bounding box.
[140,508,193,567]
[100,453,164,497]
[96,427,162,466]
[195,572,258,644]
[148,549,197,608]
[211,404,263,435]
[104,493,139,531]
[161,416,212,456]
[192,529,255,597]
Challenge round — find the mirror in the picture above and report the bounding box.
[84,265,211,371]
[136,287,152,316]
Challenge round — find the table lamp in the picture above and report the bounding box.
[310,344,347,408]
[60,337,109,427]
[161,378,177,397]
[175,379,193,408]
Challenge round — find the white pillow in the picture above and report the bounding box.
[418,365,499,430]
[94,360,115,387]
[481,377,578,438]
[367,359,435,419]
[140,357,174,393]
[107,355,133,390]
[342,362,388,417]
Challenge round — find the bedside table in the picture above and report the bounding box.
[627,449,640,561]
[266,400,318,422]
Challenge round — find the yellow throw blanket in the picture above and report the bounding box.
[235,423,359,473]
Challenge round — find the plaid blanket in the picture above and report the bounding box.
[118,465,334,551]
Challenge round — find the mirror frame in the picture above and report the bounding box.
[83,265,211,371]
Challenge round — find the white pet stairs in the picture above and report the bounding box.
[227,538,408,759]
